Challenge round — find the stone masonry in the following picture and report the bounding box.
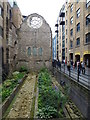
[17,13,52,71]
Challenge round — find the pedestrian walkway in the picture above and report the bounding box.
[6,73,36,118]
[56,64,90,89]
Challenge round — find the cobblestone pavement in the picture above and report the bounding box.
[7,73,36,118]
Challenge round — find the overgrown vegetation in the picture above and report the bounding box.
[19,66,28,73]
[1,71,25,102]
[37,68,67,118]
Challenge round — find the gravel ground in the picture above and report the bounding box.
[7,73,36,118]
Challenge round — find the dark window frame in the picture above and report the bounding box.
[70,29,73,36]
[86,33,90,43]
[70,40,73,48]
[86,14,90,26]
[70,17,73,24]
[70,4,73,12]
[38,48,42,56]
[76,8,80,18]
[76,37,80,46]
[27,47,31,56]
[77,23,80,32]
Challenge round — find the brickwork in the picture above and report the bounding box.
[57,1,90,66]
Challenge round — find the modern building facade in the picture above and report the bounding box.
[58,3,66,63]
[52,35,57,60]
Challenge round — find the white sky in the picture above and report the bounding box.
[16,0,66,37]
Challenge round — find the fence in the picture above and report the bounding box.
[52,60,90,90]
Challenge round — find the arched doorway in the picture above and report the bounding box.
[69,53,73,61]
[75,55,80,62]
[84,54,90,67]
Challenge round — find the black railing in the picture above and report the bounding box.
[52,60,90,89]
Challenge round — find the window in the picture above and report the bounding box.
[86,0,90,8]
[76,8,80,18]
[27,47,31,56]
[62,41,65,48]
[62,25,65,31]
[70,41,73,48]
[0,6,3,17]
[86,33,90,43]
[76,38,80,46]
[66,20,67,25]
[9,9,12,20]
[77,23,80,32]
[70,17,73,24]
[33,47,37,56]
[70,29,73,36]
[0,26,3,37]
[65,29,67,35]
[66,48,67,53]
[86,14,90,26]
[38,48,42,56]
[70,4,73,12]
[66,38,67,43]
[66,11,67,16]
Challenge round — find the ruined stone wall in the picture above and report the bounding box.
[17,13,52,71]
[8,24,18,74]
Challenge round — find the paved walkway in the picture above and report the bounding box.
[58,64,90,89]
[7,73,36,118]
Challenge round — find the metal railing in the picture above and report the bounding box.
[52,61,90,90]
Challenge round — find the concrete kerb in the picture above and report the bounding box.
[2,74,28,117]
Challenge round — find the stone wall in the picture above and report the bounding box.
[17,13,52,71]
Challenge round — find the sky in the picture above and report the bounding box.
[15,0,66,37]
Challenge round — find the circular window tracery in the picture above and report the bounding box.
[29,16,43,29]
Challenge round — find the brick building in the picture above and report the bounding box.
[17,13,52,71]
[67,0,90,67]
[56,0,90,67]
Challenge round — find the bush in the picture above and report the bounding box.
[19,66,28,72]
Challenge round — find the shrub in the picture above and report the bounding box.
[19,66,28,72]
